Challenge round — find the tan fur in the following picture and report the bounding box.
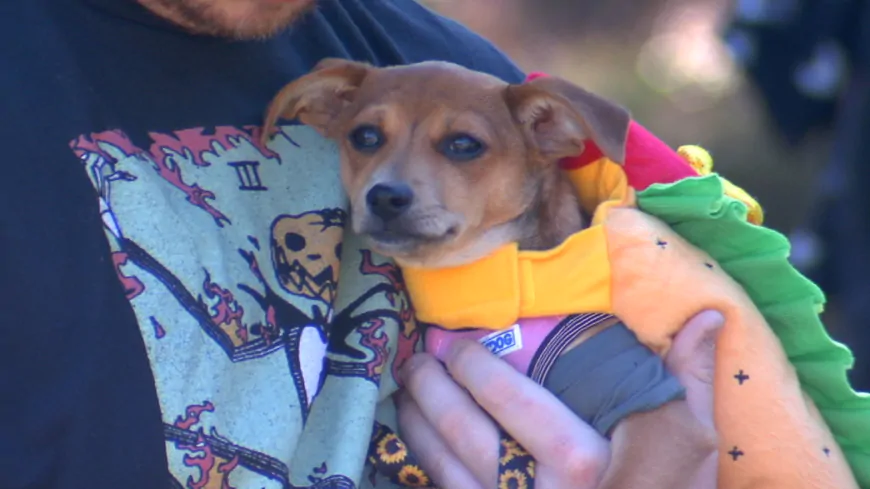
[515,166,586,251]
[263,59,716,486]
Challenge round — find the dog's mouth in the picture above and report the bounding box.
[354,205,463,258]
[363,225,459,255]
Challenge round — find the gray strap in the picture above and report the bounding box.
[543,322,686,437]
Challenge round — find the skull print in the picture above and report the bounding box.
[270,209,347,304]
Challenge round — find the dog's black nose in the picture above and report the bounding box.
[366,183,414,220]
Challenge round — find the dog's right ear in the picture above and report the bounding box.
[262,58,370,144]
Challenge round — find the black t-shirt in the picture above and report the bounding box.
[0,2,524,487]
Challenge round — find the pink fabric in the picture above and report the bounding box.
[424,315,567,374]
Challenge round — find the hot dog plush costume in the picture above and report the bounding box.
[395,73,870,489]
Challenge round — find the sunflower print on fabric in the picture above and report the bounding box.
[498,431,535,489]
[368,422,436,488]
[366,422,539,489]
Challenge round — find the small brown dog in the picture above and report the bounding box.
[262,59,716,489]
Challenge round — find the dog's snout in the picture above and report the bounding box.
[366,183,414,220]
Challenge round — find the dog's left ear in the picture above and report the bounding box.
[262,58,371,143]
[505,76,631,164]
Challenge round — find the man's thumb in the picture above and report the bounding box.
[665,310,724,385]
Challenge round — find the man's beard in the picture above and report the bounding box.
[139,0,318,40]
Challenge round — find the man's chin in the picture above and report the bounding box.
[138,0,317,40]
[225,2,318,40]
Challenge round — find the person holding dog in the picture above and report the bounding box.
[0,1,851,488]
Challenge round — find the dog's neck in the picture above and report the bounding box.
[515,165,587,251]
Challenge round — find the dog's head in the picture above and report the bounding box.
[263,59,630,267]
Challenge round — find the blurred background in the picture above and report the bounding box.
[424,0,870,389]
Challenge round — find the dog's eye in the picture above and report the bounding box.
[349,125,385,152]
[440,134,486,161]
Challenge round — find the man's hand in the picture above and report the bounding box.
[395,310,724,489]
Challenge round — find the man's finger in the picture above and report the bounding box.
[399,352,500,487]
[396,391,484,489]
[445,339,610,472]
